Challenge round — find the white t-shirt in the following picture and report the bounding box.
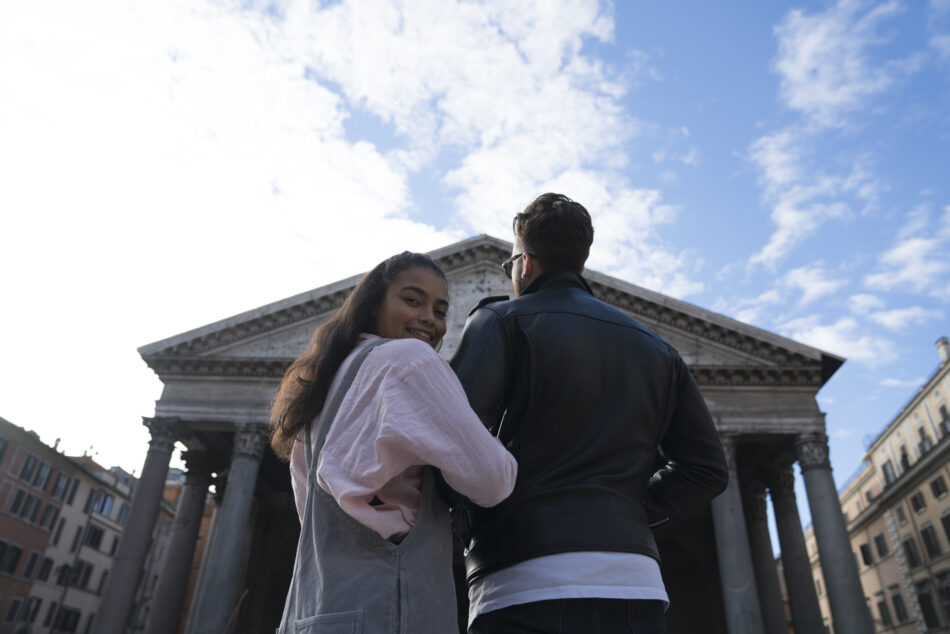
[468,551,668,626]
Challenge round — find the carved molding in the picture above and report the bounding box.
[796,433,831,472]
[147,357,291,378]
[144,417,180,454]
[691,366,823,387]
[232,424,268,461]
[589,280,814,367]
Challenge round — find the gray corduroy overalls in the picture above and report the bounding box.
[277,339,458,634]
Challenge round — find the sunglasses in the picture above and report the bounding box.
[501,252,535,279]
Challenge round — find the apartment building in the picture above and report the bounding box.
[0,418,173,633]
[808,336,950,632]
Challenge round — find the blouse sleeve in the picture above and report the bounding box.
[379,342,517,507]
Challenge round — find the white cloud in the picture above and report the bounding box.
[864,236,950,295]
[879,377,926,388]
[773,0,921,127]
[849,293,886,313]
[777,315,897,365]
[783,264,847,307]
[868,306,945,330]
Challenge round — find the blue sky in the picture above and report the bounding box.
[1,0,948,534]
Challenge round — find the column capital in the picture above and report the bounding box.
[742,488,769,522]
[795,433,831,472]
[232,424,268,460]
[767,462,796,498]
[143,417,180,454]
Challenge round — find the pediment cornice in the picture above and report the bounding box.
[147,356,824,387]
[140,234,842,384]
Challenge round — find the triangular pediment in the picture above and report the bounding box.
[139,235,842,387]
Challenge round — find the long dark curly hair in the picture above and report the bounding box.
[269,251,446,460]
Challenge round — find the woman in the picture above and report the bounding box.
[271,251,517,633]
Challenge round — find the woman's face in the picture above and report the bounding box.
[374,267,449,349]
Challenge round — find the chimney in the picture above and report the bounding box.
[53,438,60,451]
[938,336,950,364]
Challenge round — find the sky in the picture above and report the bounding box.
[1,0,949,536]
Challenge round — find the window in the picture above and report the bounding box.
[97,571,108,595]
[37,558,52,582]
[919,427,933,455]
[100,494,114,516]
[23,551,38,578]
[917,581,941,628]
[882,460,896,485]
[0,544,23,574]
[896,504,908,524]
[72,560,93,590]
[32,463,51,490]
[904,537,922,568]
[53,607,81,633]
[19,454,38,482]
[937,572,950,623]
[875,533,889,558]
[877,599,893,627]
[84,489,97,513]
[44,602,57,627]
[892,592,909,622]
[56,564,71,587]
[67,479,79,505]
[23,597,41,623]
[52,518,65,546]
[860,543,873,566]
[13,493,40,522]
[51,474,70,500]
[5,598,21,623]
[110,536,118,556]
[117,503,129,525]
[39,504,58,530]
[900,447,911,471]
[911,491,927,513]
[922,525,942,559]
[84,526,103,550]
[933,476,949,498]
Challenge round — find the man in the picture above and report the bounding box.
[450,193,728,633]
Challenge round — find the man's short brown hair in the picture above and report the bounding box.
[513,193,594,272]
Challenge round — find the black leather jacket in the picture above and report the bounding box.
[450,269,728,581]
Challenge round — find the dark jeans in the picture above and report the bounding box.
[469,598,666,634]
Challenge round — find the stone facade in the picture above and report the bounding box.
[103,235,873,633]
[807,336,950,633]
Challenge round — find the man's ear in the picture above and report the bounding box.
[521,253,535,279]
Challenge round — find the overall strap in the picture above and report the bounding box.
[304,338,389,473]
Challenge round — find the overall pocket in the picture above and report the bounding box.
[294,610,363,634]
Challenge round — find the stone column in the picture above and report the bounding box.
[711,435,766,634]
[93,417,179,634]
[188,424,268,634]
[143,451,213,634]
[767,462,823,633]
[743,487,789,634]
[796,434,874,634]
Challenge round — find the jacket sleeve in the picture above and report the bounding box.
[644,351,728,525]
[449,307,513,434]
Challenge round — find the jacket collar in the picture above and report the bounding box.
[521,269,593,296]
